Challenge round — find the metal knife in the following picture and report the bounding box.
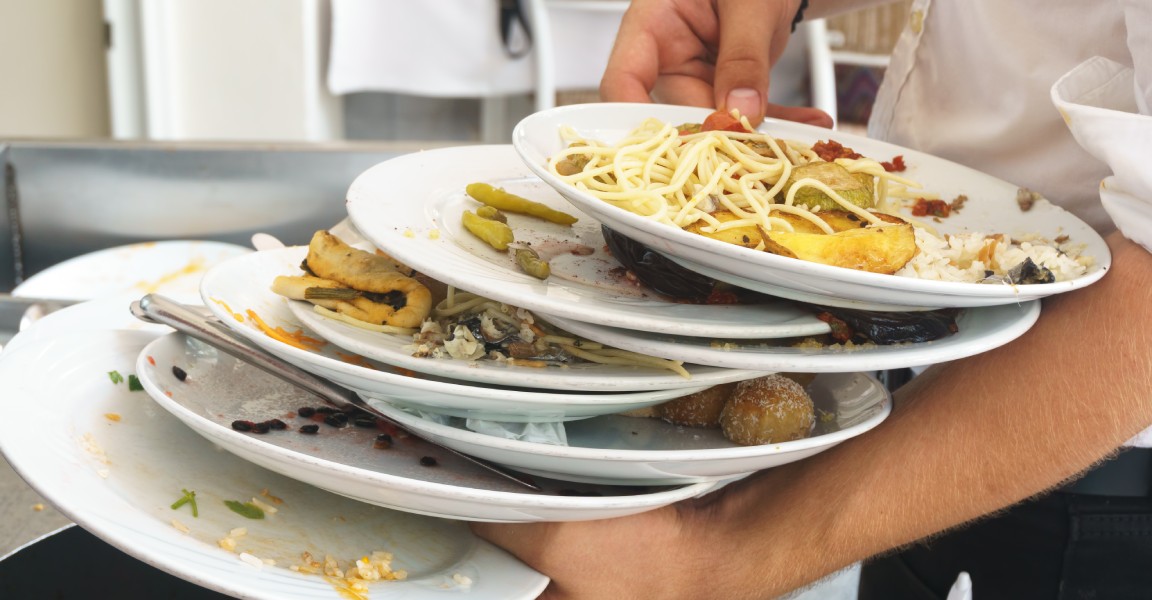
[130,293,542,492]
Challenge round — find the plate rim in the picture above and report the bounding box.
[370,371,891,463]
[537,300,1042,373]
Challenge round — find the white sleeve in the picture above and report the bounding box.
[1051,56,1152,255]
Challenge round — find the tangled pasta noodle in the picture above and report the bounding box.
[547,116,922,241]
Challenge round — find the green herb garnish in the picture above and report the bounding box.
[171,489,198,517]
[224,500,265,519]
[127,374,144,392]
[108,370,125,384]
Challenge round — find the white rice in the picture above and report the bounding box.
[897,228,1091,283]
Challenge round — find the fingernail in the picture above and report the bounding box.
[726,88,762,119]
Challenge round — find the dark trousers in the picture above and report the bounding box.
[858,451,1152,600]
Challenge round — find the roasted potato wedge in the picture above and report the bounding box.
[761,223,918,274]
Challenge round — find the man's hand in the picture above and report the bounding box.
[600,0,834,127]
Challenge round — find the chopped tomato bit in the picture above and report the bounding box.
[701,111,752,133]
[812,140,862,162]
[881,155,907,172]
[911,198,952,218]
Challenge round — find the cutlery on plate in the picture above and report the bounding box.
[129,293,543,492]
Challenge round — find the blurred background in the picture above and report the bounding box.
[0,0,910,143]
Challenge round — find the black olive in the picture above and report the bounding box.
[601,226,716,301]
[816,306,960,345]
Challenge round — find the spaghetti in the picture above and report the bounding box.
[547,114,922,237]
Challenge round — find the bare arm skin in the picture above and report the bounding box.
[473,232,1152,599]
[599,0,898,127]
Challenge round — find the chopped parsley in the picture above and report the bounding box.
[224,500,265,519]
[109,370,144,391]
[127,374,144,392]
[170,489,198,517]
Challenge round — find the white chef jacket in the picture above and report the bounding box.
[868,0,1152,446]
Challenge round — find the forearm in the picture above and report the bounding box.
[711,232,1152,597]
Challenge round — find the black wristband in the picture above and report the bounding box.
[791,0,809,32]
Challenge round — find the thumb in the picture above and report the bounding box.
[712,0,801,125]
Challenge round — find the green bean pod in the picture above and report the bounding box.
[466,182,578,225]
[462,210,514,251]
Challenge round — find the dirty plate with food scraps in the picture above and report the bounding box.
[537,300,1040,372]
[200,246,768,409]
[0,329,549,599]
[513,103,1111,310]
[285,294,769,393]
[344,145,832,340]
[12,240,252,303]
[135,331,719,522]
[364,371,890,486]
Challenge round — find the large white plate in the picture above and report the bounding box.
[200,247,766,420]
[512,103,1111,309]
[136,331,719,523]
[0,330,549,599]
[366,371,890,486]
[13,240,251,302]
[344,145,831,339]
[2,293,170,355]
[538,301,1040,372]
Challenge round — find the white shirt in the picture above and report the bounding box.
[868,0,1152,446]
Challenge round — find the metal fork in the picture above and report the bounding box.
[130,293,542,491]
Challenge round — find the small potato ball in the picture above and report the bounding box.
[720,375,815,445]
[657,383,737,428]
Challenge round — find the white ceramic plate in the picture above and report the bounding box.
[2,293,171,355]
[537,301,1040,372]
[136,331,719,523]
[512,103,1111,310]
[13,240,251,302]
[366,371,890,486]
[199,248,767,421]
[286,293,769,393]
[0,330,549,599]
[344,145,831,339]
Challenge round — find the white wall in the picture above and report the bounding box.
[0,0,110,138]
